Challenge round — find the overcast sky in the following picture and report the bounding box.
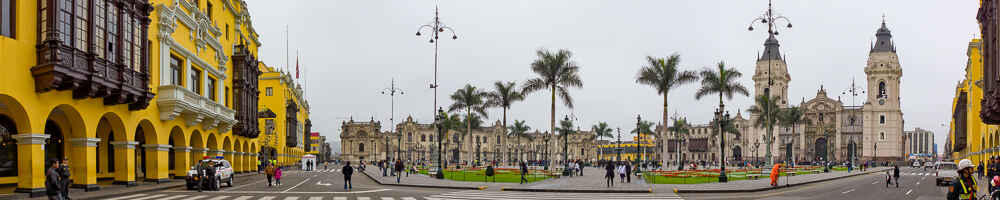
[245,0,979,154]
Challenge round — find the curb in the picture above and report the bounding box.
[77,173,262,200]
[501,187,652,193]
[360,170,487,190]
[674,168,891,193]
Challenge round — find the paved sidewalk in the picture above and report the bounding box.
[360,167,520,190]
[20,171,266,200]
[664,167,891,193]
[501,167,652,193]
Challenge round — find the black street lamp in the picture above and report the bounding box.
[416,6,459,119]
[635,115,642,173]
[716,108,731,182]
[563,115,571,176]
[433,107,446,179]
[748,0,793,167]
[380,79,405,165]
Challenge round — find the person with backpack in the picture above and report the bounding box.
[265,163,276,187]
[342,161,354,191]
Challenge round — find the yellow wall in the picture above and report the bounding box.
[951,39,996,173]
[0,0,279,194]
[257,65,309,167]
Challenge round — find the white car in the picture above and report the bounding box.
[935,161,959,186]
[186,158,235,190]
[912,161,921,168]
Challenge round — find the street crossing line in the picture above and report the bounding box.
[159,194,189,200]
[381,197,395,200]
[132,194,167,200]
[906,189,913,195]
[308,197,323,200]
[104,193,147,200]
[334,197,347,200]
[233,196,254,200]
[841,189,855,194]
[206,195,230,200]
[400,198,418,200]
[186,195,208,200]
[358,197,371,200]
[284,197,300,200]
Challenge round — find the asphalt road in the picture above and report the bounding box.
[116,165,678,200]
[680,166,950,200]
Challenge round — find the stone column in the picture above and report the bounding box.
[142,144,172,183]
[110,141,138,186]
[69,138,100,191]
[14,134,49,197]
[173,146,191,179]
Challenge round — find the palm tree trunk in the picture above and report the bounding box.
[662,93,669,168]
[549,85,556,169]
[467,108,472,166]
[503,108,508,164]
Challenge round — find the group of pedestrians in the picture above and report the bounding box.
[885,164,900,188]
[604,161,633,187]
[45,159,71,200]
[982,156,1000,197]
[264,161,283,187]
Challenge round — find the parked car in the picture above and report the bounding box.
[186,157,235,190]
[925,161,934,169]
[912,161,921,168]
[935,161,959,186]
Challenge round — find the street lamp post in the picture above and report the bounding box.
[416,6,458,119]
[716,108,730,182]
[635,115,642,173]
[748,0,793,167]
[434,108,446,179]
[754,139,761,168]
[381,78,405,164]
[562,115,573,176]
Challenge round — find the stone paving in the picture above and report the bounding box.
[360,166,521,190]
[662,167,891,193]
[501,167,652,192]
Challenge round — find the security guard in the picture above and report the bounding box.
[949,159,978,200]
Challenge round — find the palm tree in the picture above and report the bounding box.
[635,54,699,168]
[440,113,464,164]
[509,120,531,162]
[695,61,749,178]
[779,106,808,163]
[448,84,489,165]
[486,81,525,162]
[668,117,691,167]
[747,94,781,165]
[523,49,583,168]
[592,122,613,161]
[556,117,576,164]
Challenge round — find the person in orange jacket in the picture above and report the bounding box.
[770,163,782,187]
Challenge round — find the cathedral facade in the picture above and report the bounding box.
[734,20,906,164]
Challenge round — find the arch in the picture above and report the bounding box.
[223,136,232,152]
[878,81,886,98]
[815,138,828,161]
[190,130,204,166]
[206,133,219,150]
[233,138,242,172]
[168,126,184,173]
[0,95,30,134]
[134,119,157,180]
[45,105,88,161]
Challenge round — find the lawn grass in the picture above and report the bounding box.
[643,166,826,184]
[415,168,552,183]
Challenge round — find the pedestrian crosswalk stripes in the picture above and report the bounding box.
[427,190,685,200]
[905,172,932,176]
[104,192,683,200]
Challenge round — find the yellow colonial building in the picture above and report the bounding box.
[949,38,1000,173]
[598,133,657,162]
[0,0,284,196]
[257,65,310,168]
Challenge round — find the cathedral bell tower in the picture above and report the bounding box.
[753,34,792,107]
[863,18,904,161]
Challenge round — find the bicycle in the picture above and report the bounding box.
[979,189,1000,200]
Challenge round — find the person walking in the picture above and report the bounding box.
[979,161,985,180]
[605,162,615,187]
[520,162,529,184]
[617,163,626,183]
[625,162,632,183]
[769,163,781,187]
[893,165,900,188]
[395,160,404,183]
[342,161,354,191]
[257,159,263,174]
[205,161,218,190]
[46,159,63,200]
[275,166,283,186]
[947,159,977,200]
[58,159,71,200]
[579,160,585,176]
[265,163,276,187]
